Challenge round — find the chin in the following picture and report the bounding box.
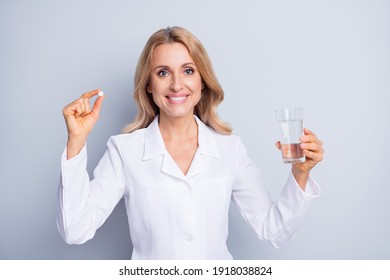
[161,109,195,119]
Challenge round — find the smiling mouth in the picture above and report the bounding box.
[167,95,189,103]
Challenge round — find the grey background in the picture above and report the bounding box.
[1,0,389,259]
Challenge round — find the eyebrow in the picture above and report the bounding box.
[153,62,196,71]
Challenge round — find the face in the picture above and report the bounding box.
[147,42,203,121]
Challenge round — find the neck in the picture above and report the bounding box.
[158,114,198,140]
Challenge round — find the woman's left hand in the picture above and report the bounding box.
[276,128,324,189]
[294,128,324,173]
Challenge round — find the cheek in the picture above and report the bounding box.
[149,78,167,95]
[186,76,203,92]
[151,92,164,105]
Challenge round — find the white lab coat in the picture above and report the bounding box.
[57,115,320,259]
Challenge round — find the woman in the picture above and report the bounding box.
[58,26,324,259]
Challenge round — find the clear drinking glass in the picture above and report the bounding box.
[275,108,305,164]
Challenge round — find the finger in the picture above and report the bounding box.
[303,128,316,137]
[301,128,316,140]
[73,102,85,118]
[81,88,101,99]
[303,149,323,163]
[62,104,75,117]
[300,142,323,152]
[85,98,91,114]
[79,97,91,117]
[91,93,104,117]
[301,132,320,144]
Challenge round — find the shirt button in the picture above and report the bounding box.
[185,235,193,242]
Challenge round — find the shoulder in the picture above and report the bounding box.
[196,116,243,152]
[213,130,242,147]
[201,123,244,155]
[105,128,148,153]
[109,128,147,143]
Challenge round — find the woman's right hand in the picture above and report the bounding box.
[62,89,104,159]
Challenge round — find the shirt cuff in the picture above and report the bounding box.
[289,170,321,198]
[61,144,87,170]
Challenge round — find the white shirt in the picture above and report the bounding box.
[57,115,320,260]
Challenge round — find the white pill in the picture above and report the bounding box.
[98,91,104,97]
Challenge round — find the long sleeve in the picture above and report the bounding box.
[231,139,320,248]
[57,137,126,244]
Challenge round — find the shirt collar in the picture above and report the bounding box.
[194,115,221,159]
[143,115,221,160]
[143,116,166,160]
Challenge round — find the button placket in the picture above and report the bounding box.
[183,180,195,247]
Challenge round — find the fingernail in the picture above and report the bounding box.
[98,91,104,97]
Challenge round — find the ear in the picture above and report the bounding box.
[146,83,152,94]
[201,82,205,90]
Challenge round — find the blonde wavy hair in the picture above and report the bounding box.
[123,26,232,135]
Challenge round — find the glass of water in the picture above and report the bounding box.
[275,108,305,164]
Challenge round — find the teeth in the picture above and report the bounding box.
[169,96,186,101]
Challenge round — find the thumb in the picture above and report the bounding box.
[91,92,105,118]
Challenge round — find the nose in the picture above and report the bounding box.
[169,74,183,92]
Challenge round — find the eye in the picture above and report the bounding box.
[184,68,194,75]
[158,70,169,77]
